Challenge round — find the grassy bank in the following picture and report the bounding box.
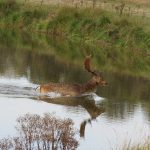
[0,0,150,78]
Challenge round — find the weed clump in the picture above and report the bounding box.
[0,0,19,15]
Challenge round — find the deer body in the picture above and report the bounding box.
[38,55,107,97]
[40,83,81,96]
[39,77,99,96]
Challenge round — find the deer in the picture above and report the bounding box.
[36,55,107,97]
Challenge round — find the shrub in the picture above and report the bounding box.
[0,0,19,15]
[0,113,79,150]
[97,16,111,27]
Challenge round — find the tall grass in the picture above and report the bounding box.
[0,0,19,15]
[0,0,150,78]
[45,7,150,76]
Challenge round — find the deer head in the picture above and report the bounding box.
[84,55,108,87]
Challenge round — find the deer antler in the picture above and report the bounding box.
[84,55,97,76]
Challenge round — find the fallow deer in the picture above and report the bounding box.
[36,55,107,97]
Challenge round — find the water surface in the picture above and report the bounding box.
[0,30,150,150]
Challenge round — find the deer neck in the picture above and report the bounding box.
[81,79,98,93]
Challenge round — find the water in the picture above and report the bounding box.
[0,30,150,150]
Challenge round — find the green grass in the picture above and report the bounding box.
[0,0,150,78]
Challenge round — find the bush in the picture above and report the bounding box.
[97,16,111,27]
[132,27,150,48]
[0,113,79,150]
[0,0,19,15]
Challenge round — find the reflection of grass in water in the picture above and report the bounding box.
[0,113,78,150]
[123,138,150,150]
[116,125,150,150]
[0,0,150,78]
[0,28,150,79]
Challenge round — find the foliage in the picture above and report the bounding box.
[0,1,149,78]
[0,113,78,150]
[0,0,19,15]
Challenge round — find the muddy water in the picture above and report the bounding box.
[0,31,150,150]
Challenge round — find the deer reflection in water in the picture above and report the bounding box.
[39,96,105,138]
[79,100,105,138]
[0,113,78,150]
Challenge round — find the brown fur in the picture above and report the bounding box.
[38,56,107,96]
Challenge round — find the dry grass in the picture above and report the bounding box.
[17,0,150,18]
[127,0,150,5]
[0,113,79,150]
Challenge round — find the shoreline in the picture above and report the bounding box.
[0,0,150,79]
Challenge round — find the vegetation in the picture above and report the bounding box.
[0,113,78,150]
[0,1,150,149]
[0,0,150,78]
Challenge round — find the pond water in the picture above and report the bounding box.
[0,30,150,150]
